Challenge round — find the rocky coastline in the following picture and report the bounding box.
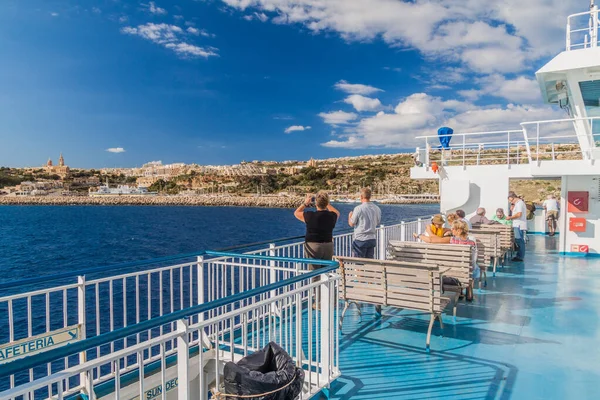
[0,195,438,208]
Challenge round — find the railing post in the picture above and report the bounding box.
[462,135,466,167]
[269,243,277,286]
[77,275,88,389]
[418,218,423,233]
[400,221,406,242]
[566,20,571,50]
[507,131,510,165]
[536,123,540,162]
[295,263,302,366]
[177,319,190,400]
[378,225,386,260]
[552,143,556,161]
[197,256,204,317]
[521,126,533,164]
[319,274,332,386]
[269,244,280,316]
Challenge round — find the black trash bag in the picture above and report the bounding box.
[223,342,304,400]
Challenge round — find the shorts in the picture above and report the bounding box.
[546,210,558,220]
[352,239,377,259]
[304,242,334,282]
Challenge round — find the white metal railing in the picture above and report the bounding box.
[0,217,433,398]
[416,130,527,167]
[413,116,600,168]
[521,117,600,162]
[0,260,341,400]
[0,256,307,397]
[567,5,600,51]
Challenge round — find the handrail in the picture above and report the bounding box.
[415,129,523,139]
[520,116,600,126]
[0,252,339,378]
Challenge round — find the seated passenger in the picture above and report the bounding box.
[446,213,459,225]
[456,209,472,230]
[413,214,451,243]
[450,220,481,280]
[469,207,491,227]
[491,208,511,225]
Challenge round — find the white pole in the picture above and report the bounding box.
[378,224,386,260]
[177,319,190,400]
[77,276,88,389]
[319,275,331,386]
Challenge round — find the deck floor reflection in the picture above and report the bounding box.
[331,236,600,400]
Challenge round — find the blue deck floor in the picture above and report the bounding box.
[330,236,600,400]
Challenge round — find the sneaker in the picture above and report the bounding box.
[511,257,524,262]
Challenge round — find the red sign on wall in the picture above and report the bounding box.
[571,244,589,253]
[567,191,589,213]
[569,218,587,232]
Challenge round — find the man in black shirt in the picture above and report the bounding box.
[294,191,340,276]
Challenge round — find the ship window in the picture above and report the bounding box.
[579,80,600,107]
[579,81,600,138]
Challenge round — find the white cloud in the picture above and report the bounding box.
[106,147,126,153]
[284,125,311,134]
[174,15,184,20]
[458,75,542,103]
[428,84,452,91]
[187,27,200,35]
[244,12,269,22]
[321,92,560,149]
[479,75,542,103]
[458,89,482,102]
[318,110,358,125]
[92,7,101,14]
[121,23,218,58]
[187,27,213,37]
[147,2,167,15]
[165,43,218,58]
[343,95,383,112]
[218,0,582,75]
[334,80,383,96]
[50,12,59,17]
[119,16,129,23]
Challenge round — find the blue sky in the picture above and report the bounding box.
[0,0,582,168]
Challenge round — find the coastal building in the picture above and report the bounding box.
[72,176,101,186]
[44,154,70,178]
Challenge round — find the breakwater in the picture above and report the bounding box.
[0,195,438,208]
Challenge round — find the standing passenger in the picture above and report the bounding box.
[543,194,560,236]
[294,191,340,273]
[507,192,527,262]
[349,188,382,259]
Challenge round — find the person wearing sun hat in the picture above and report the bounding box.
[413,214,452,243]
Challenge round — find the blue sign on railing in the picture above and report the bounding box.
[0,325,80,364]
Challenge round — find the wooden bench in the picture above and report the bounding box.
[337,256,451,351]
[468,231,501,281]
[387,241,475,306]
[471,224,514,267]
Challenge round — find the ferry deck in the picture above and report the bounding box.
[3,3,600,400]
[331,235,600,400]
